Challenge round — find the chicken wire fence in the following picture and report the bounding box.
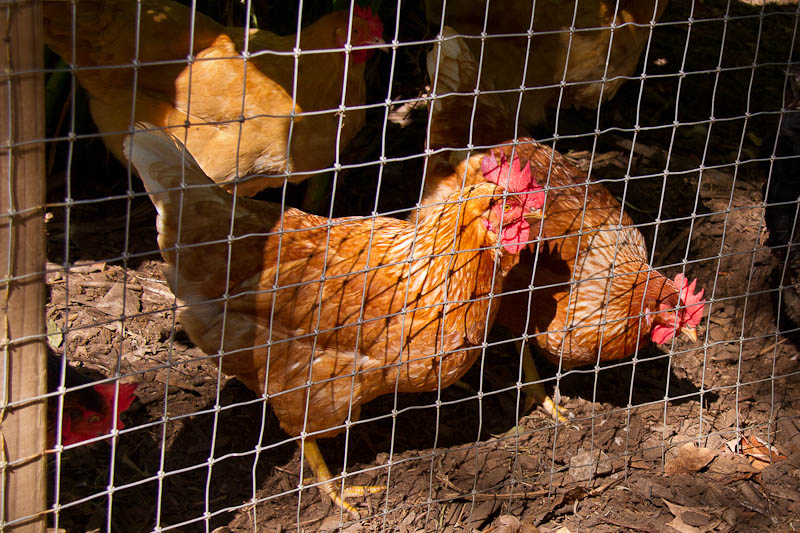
[2,0,800,531]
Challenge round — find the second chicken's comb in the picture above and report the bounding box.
[93,382,138,430]
[673,273,705,327]
[480,151,545,210]
[354,5,384,37]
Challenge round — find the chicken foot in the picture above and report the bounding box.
[300,439,385,518]
[500,342,568,439]
[518,341,568,423]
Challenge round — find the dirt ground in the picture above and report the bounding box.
[43,0,800,531]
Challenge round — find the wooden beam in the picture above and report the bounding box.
[0,1,48,532]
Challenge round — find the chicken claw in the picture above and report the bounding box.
[519,342,568,423]
[495,341,569,441]
[300,440,385,518]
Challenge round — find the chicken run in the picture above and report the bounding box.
[10,0,799,530]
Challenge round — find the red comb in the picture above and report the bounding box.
[480,151,545,211]
[93,382,138,430]
[673,273,705,327]
[353,5,383,38]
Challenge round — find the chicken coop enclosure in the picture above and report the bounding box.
[1,0,799,531]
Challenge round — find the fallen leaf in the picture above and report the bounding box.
[706,453,758,482]
[725,435,787,471]
[665,443,717,475]
[46,319,63,350]
[663,500,702,533]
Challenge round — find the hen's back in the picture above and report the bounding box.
[425,0,669,126]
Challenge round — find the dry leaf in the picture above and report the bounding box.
[725,435,787,471]
[706,453,758,481]
[665,443,717,475]
[46,319,63,349]
[663,500,702,533]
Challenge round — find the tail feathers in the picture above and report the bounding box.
[124,122,278,296]
[427,27,479,98]
[123,123,213,195]
[123,123,227,247]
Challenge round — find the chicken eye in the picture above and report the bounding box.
[503,204,511,212]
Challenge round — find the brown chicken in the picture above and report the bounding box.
[423,29,705,416]
[43,0,383,196]
[489,142,705,366]
[123,124,545,516]
[425,0,669,126]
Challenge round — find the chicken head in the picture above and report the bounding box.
[650,273,706,345]
[337,5,385,64]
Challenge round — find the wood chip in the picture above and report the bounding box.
[767,485,800,503]
[141,282,176,300]
[664,443,717,476]
[614,138,660,159]
[67,260,106,274]
[95,282,140,318]
[485,515,540,533]
[569,449,613,481]
[662,500,713,533]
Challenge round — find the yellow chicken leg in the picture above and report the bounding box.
[498,342,569,438]
[518,341,568,423]
[300,439,385,518]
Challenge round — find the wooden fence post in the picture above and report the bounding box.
[0,0,48,532]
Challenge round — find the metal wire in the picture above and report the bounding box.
[2,0,798,531]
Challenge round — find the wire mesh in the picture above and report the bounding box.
[2,0,798,531]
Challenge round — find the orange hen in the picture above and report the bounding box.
[489,142,705,367]
[43,0,383,196]
[425,0,669,126]
[123,124,545,516]
[423,29,705,416]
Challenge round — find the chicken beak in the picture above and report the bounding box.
[680,326,698,342]
[524,209,545,222]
